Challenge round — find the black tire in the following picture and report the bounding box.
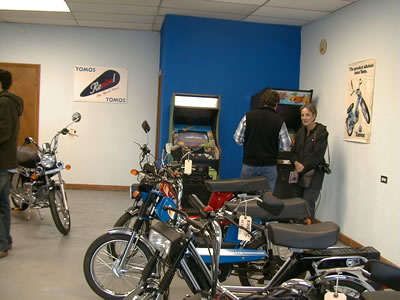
[360,98,371,124]
[325,278,371,300]
[346,116,354,136]
[9,173,29,211]
[114,209,150,235]
[83,233,152,299]
[237,236,286,287]
[49,185,71,235]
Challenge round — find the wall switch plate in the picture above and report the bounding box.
[380,176,388,184]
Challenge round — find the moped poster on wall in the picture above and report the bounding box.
[73,65,128,104]
[344,59,376,143]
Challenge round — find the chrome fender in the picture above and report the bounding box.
[107,227,156,254]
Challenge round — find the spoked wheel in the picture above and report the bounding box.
[237,237,286,287]
[114,208,150,234]
[360,98,371,124]
[83,233,152,299]
[49,185,71,235]
[9,173,29,211]
[346,116,354,136]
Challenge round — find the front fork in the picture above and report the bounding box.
[47,172,69,211]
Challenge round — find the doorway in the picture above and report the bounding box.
[0,62,40,146]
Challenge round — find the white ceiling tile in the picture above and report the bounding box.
[77,20,153,30]
[161,0,257,15]
[265,0,354,12]
[73,12,154,24]
[66,0,160,5]
[159,7,244,20]
[252,6,329,21]
[245,15,307,26]
[67,3,158,15]
[209,0,266,5]
[0,10,75,21]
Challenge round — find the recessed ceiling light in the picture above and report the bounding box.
[0,0,70,12]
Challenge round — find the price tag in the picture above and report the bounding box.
[165,143,172,154]
[238,215,252,241]
[184,159,192,175]
[324,292,347,300]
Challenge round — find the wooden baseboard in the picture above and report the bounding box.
[316,219,398,267]
[66,183,129,191]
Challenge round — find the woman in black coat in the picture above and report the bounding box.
[291,103,328,222]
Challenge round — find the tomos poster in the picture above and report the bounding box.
[345,59,376,143]
[73,65,128,103]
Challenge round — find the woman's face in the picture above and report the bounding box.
[301,108,316,127]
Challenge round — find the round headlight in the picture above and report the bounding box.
[41,154,56,168]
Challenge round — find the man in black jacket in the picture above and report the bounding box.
[0,69,24,258]
[234,89,291,193]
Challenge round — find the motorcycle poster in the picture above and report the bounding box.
[345,59,376,143]
[73,65,128,104]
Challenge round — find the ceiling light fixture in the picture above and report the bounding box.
[0,0,70,12]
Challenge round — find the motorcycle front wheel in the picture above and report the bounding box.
[114,208,150,234]
[49,185,71,235]
[83,233,152,299]
[360,98,371,124]
[9,173,29,211]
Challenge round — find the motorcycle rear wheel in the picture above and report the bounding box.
[237,236,286,287]
[49,185,71,235]
[9,173,29,211]
[324,278,371,300]
[83,233,152,299]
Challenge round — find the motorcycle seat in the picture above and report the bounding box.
[224,196,310,220]
[364,259,400,291]
[17,146,40,168]
[268,221,340,250]
[204,176,269,193]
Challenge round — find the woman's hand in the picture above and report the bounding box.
[294,161,304,173]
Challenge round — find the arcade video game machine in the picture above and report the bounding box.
[169,93,221,212]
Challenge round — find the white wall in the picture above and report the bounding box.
[0,23,160,186]
[300,0,400,265]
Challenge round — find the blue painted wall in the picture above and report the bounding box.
[159,15,301,179]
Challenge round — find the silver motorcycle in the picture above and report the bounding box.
[9,112,81,235]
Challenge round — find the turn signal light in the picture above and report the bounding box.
[31,174,38,180]
[130,169,139,176]
[65,164,71,170]
[132,190,140,199]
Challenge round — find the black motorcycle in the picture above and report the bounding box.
[126,194,386,300]
[9,112,81,235]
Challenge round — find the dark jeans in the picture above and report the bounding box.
[0,170,12,251]
[292,184,320,223]
[241,163,277,193]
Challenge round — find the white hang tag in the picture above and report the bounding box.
[238,215,252,241]
[184,159,192,175]
[165,143,172,154]
[324,292,347,300]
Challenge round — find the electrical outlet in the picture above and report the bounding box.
[380,176,388,184]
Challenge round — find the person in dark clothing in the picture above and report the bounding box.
[234,89,291,193]
[291,103,328,222]
[0,69,24,258]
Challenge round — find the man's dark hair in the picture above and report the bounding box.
[0,69,12,90]
[261,88,280,108]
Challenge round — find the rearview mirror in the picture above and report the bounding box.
[72,112,81,123]
[142,121,150,133]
